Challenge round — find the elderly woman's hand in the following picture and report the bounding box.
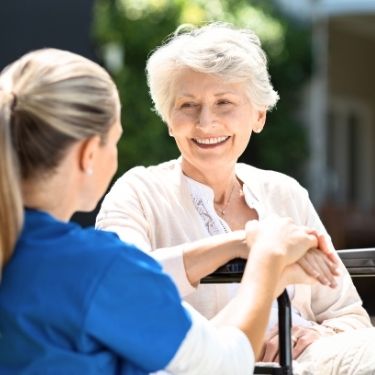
[273,249,339,297]
[297,230,340,288]
[245,219,340,288]
[298,248,339,288]
[260,325,321,362]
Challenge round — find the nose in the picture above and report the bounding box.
[196,105,216,128]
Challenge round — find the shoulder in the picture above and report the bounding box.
[74,227,161,272]
[118,159,180,184]
[237,163,307,198]
[104,159,183,201]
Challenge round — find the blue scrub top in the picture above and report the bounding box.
[0,209,192,374]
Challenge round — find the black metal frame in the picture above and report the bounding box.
[201,261,293,374]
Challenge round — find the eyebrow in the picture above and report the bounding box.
[176,91,238,99]
[176,94,195,99]
[214,91,238,96]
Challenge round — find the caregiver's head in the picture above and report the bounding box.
[0,48,121,268]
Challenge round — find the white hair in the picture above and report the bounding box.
[146,22,279,123]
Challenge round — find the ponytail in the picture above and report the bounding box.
[0,91,23,270]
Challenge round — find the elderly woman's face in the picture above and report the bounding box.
[168,69,266,176]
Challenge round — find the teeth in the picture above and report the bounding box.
[194,136,228,145]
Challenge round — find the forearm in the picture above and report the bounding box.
[149,230,247,296]
[211,250,284,358]
[165,303,254,375]
[181,230,247,285]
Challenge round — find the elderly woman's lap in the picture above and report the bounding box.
[295,327,375,375]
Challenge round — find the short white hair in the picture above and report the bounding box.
[146,22,279,123]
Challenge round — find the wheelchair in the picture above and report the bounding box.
[202,248,375,375]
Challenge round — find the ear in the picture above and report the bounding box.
[253,109,267,134]
[167,126,174,137]
[78,135,101,175]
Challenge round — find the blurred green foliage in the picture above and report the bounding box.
[92,0,312,180]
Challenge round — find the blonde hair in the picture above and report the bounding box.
[0,48,119,270]
[146,22,279,123]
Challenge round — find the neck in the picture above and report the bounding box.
[180,159,239,206]
[22,174,77,222]
[181,158,236,191]
[21,147,83,222]
[214,179,238,217]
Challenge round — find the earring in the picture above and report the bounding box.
[86,168,93,176]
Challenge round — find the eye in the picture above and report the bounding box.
[180,102,198,109]
[217,99,232,106]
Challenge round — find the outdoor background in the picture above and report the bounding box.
[1,0,374,250]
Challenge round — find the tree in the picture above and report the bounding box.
[92,0,311,181]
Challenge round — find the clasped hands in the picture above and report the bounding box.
[244,216,340,291]
[244,215,340,362]
[259,230,339,361]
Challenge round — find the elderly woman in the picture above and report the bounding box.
[96,23,374,373]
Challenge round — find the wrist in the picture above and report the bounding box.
[250,241,285,269]
[231,230,248,258]
[243,246,284,286]
[244,220,259,248]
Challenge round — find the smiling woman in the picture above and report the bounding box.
[96,22,375,374]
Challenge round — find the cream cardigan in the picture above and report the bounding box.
[96,159,371,335]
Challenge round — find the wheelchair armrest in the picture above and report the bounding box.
[201,248,375,283]
[337,248,375,277]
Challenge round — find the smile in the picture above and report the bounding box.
[193,136,229,146]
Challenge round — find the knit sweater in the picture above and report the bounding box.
[96,159,371,335]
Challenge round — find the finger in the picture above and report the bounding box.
[304,251,333,286]
[319,254,340,276]
[297,257,321,279]
[265,326,279,341]
[310,248,339,287]
[313,231,338,264]
[292,335,314,359]
[291,325,306,340]
[306,242,340,277]
[312,251,338,288]
[291,334,298,345]
[329,261,340,276]
[258,343,266,361]
[261,335,279,362]
[291,326,321,359]
[289,334,299,361]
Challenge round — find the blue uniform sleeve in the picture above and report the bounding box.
[84,245,192,373]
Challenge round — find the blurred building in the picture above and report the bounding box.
[277,0,375,249]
